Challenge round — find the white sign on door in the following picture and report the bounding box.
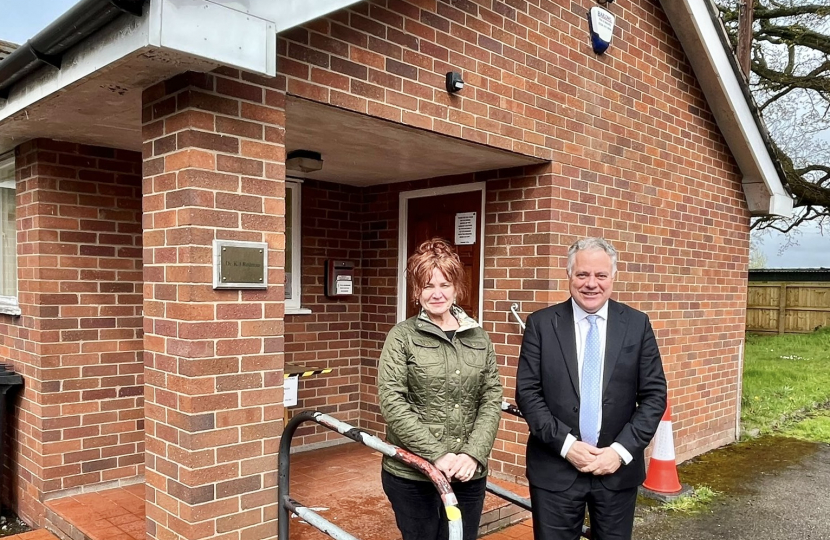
[455,212,476,245]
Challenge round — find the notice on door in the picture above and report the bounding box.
[455,212,477,245]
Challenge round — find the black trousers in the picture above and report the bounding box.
[381,469,486,540]
[529,474,638,540]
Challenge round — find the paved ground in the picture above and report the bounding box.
[633,441,830,540]
[7,437,829,540]
[487,436,830,540]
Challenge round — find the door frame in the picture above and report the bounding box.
[397,182,487,322]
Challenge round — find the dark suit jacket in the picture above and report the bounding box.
[516,299,667,492]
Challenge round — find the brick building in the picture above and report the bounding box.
[0,0,792,539]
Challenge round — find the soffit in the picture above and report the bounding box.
[285,96,545,186]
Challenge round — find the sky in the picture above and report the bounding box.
[1,0,828,268]
[0,0,79,45]
[754,224,830,269]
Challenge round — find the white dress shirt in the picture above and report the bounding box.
[560,300,632,464]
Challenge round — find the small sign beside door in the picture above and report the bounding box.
[283,376,298,407]
[455,212,476,245]
[213,239,268,289]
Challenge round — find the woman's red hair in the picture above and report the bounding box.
[406,238,467,306]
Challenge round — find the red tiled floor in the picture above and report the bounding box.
[45,484,145,540]
[45,442,530,540]
[3,531,60,540]
[287,443,528,540]
[482,520,534,540]
[288,443,395,540]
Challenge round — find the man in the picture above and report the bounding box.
[516,237,667,540]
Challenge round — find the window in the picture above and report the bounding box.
[0,156,18,316]
[285,180,308,314]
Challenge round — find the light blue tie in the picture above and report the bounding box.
[580,315,601,446]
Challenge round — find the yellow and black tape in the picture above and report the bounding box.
[284,368,333,379]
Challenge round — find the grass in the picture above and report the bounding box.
[661,486,718,513]
[741,326,830,436]
[780,408,830,443]
[657,327,830,515]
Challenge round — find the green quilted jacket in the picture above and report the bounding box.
[378,306,503,481]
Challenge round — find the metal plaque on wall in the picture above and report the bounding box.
[213,239,268,289]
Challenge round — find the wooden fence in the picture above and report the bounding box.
[746,281,830,334]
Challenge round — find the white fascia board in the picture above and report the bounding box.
[274,0,364,32]
[660,0,793,218]
[146,0,364,74]
[0,13,150,125]
[194,0,363,33]
[0,0,365,125]
[148,0,276,76]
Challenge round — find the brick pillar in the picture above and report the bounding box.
[142,71,286,540]
[483,168,558,481]
[9,140,143,525]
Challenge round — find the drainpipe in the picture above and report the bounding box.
[0,0,145,99]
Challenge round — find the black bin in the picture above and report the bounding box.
[0,365,22,504]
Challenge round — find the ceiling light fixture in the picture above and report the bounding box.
[286,150,323,173]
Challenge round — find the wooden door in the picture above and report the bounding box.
[405,190,482,320]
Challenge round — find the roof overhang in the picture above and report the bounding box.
[0,0,362,153]
[659,0,793,218]
[0,0,798,220]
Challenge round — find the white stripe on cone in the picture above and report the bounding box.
[651,420,676,461]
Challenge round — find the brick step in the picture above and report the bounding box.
[479,476,531,536]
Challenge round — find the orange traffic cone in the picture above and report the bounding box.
[642,401,688,497]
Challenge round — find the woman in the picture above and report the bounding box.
[379,238,503,540]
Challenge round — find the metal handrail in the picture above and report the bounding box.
[510,303,525,331]
[501,400,523,417]
[278,410,463,540]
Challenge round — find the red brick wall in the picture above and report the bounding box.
[279,0,750,468]
[481,163,750,470]
[356,181,402,437]
[3,139,143,524]
[482,166,558,479]
[284,180,363,447]
[279,0,555,161]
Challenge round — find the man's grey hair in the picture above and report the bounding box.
[566,237,618,277]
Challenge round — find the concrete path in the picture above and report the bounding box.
[633,442,830,540]
[488,436,830,540]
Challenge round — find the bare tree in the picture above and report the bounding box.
[749,239,769,267]
[717,0,830,234]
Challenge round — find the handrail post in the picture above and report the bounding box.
[278,410,463,540]
[278,410,318,540]
[510,303,525,331]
